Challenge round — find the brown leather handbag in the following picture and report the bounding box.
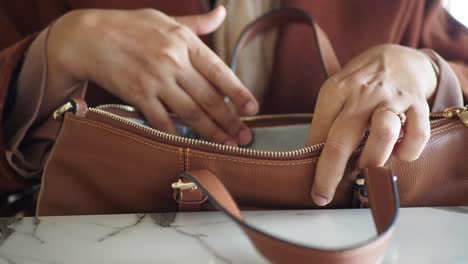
[36,8,468,264]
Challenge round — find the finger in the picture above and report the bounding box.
[306,78,346,146]
[395,104,430,161]
[178,66,252,146]
[174,6,226,35]
[189,38,258,116]
[311,109,369,206]
[358,109,402,168]
[160,80,237,145]
[138,98,176,134]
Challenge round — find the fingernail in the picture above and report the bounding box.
[243,101,257,115]
[312,193,330,206]
[224,140,237,147]
[237,128,252,146]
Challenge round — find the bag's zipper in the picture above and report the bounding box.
[54,102,468,158]
[430,106,468,126]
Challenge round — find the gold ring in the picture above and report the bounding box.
[374,107,407,126]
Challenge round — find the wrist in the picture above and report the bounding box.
[47,10,98,84]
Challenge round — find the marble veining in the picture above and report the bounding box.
[0,207,467,264]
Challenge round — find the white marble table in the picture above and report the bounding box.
[0,207,467,264]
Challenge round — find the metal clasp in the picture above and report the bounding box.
[171,179,207,207]
[442,106,467,118]
[171,179,197,191]
[53,102,74,119]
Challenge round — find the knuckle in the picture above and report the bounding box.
[179,105,202,123]
[192,45,203,58]
[396,149,420,162]
[324,75,340,87]
[138,8,158,16]
[201,92,223,110]
[207,129,227,143]
[133,76,158,97]
[324,140,348,157]
[125,82,148,101]
[373,125,399,143]
[208,62,229,83]
[358,83,374,96]
[322,77,340,93]
[158,42,185,69]
[230,86,249,104]
[412,128,430,145]
[321,78,344,99]
[72,10,101,30]
[169,24,192,42]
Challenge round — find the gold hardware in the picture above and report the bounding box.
[459,110,468,127]
[53,102,74,120]
[355,178,365,186]
[442,106,465,118]
[171,179,197,191]
[443,106,468,127]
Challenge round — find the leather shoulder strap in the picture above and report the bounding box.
[229,7,341,78]
[178,167,399,264]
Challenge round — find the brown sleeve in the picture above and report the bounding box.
[421,49,464,112]
[448,61,468,101]
[0,35,39,192]
[0,3,83,192]
[3,27,87,181]
[421,0,468,109]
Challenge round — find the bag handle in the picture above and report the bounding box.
[229,7,341,78]
[176,167,399,264]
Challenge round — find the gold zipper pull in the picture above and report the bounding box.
[443,106,468,127]
[459,108,468,127]
[53,102,74,119]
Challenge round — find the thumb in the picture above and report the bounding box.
[175,5,226,35]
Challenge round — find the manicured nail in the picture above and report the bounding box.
[237,128,252,146]
[312,193,330,206]
[243,101,257,115]
[224,140,237,147]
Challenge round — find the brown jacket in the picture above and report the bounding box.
[0,0,467,192]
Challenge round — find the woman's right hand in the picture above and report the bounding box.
[47,6,258,146]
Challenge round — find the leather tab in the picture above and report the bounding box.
[173,178,206,212]
[71,98,88,117]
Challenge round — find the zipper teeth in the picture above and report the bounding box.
[95,104,137,112]
[88,104,451,157]
[429,114,447,124]
[87,108,324,158]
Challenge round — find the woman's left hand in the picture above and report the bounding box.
[307,44,438,206]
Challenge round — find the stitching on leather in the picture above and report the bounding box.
[178,147,183,172]
[72,118,313,165]
[187,152,317,166]
[430,123,463,136]
[186,148,190,171]
[73,119,179,154]
[72,117,463,166]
